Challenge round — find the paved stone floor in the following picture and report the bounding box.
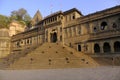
[0,66,120,80]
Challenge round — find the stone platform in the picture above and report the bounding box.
[0,66,120,80]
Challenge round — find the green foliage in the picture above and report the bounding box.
[10,8,31,25]
[0,15,10,29]
[0,8,31,29]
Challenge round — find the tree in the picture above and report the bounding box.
[17,8,27,20]
[10,8,31,25]
[0,8,31,29]
[10,11,18,20]
[0,15,10,29]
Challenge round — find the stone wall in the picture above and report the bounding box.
[0,28,10,58]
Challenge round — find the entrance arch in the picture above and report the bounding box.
[78,45,81,51]
[114,41,120,52]
[103,42,111,53]
[94,44,100,53]
[50,32,57,43]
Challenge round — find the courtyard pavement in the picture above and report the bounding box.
[0,66,120,80]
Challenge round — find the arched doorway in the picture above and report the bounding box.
[114,41,120,52]
[94,44,100,53]
[103,42,111,53]
[78,45,81,51]
[50,32,57,43]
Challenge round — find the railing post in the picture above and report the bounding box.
[112,57,115,67]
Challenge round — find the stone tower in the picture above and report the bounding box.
[32,10,43,26]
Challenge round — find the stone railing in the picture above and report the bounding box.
[89,29,120,40]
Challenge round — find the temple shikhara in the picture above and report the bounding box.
[0,5,120,69]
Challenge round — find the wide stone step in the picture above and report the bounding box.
[8,42,98,69]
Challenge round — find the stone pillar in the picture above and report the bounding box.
[69,28,71,37]
[38,35,40,44]
[67,28,70,37]
[25,39,27,46]
[65,29,68,38]
[35,36,37,45]
[31,37,32,44]
[100,42,104,53]
[40,35,41,44]
[32,37,34,45]
[47,33,49,43]
[91,43,95,54]
[110,41,114,53]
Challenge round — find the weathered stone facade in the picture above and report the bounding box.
[0,21,25,58]
[0,28,10,58]
[9,21,26,36]
[11,5,120,56]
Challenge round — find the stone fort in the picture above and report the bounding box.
[0,5,120,69]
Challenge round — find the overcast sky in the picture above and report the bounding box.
[0,0,120,17]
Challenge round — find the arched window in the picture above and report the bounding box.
[93,27,97,32]
[100,22,107,30]
[17,41,20,47]
[27,39,29,44]
[94,44,100,53]
[103,42,111,53]
[30,39,32,44]
[72,13,75,19]
[112,23,117,29]
[78,45,81,51]
[114,41,120,52]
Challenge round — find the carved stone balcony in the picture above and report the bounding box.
[89,29,120,41]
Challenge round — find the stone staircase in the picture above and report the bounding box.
[0,44,40,69]
[8,42,99,69]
